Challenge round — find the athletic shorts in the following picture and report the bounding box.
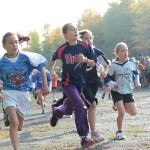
[2,90,31,118]
[111,90,135,104]
[83,83,99,108]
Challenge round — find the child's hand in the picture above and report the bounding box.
[100,72,107,78]
[77,53,87,63]
[41,85,49,96]
[135,85,141,92]
[113,83,120,91]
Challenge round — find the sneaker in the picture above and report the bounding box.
[116,131,125,140]
[52,99,59,108]
[91,131,104,143]
[102,93,105,99]
[53,99,57,103]
[4,113,10,127]
[50,107,58,127]
[81,137,95,149]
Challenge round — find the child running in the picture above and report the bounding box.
[51,70,60,99]
[79,29,109,142]
[31,69,51,114]
[0,32,49,150]
[49,23,96,149]
[105,42,141,140]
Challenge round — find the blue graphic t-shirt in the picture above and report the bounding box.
[0,51,47,91]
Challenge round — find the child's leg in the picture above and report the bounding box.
[124,102,137,116]
[115,101,125,131]
[88,101,97,131]
[5,106,20,150]
[52,87,56,98]
[38,92,45,114]
[2,100,10,126]
[63,85,89,137]
[17,113,24,131]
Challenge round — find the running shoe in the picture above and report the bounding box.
[81,137,95,149]
[50,107,58,127]
[91,131,104,143]
[116,131,125,140]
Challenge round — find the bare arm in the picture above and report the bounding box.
[78,54,95,67]
[50,59,56,74]
[100,65,110,78]
[40,67,49,95]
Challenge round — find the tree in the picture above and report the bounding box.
[77,8,103,50]
[130,0,150,56]
[101,0,135,58]
[28,30,42,54]
[41,24,64,66]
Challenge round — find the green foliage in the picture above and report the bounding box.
[28,0,150,62]
[101,0,135,59]
[131,0,150,56]
[28,30,42,54]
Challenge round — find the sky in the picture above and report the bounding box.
[0,0,119,55]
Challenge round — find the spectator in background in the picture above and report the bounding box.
[55,66,62,91]
[145,56,150,87]
[31,70,51,114]
[51,70,60,99]
[138,53,146,65]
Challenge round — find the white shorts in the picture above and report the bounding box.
[2,90,31,118]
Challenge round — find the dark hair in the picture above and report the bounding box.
[17,34,30,42]
[2,32,30,44]
[79,29,92,39]
[2,32,16,44]
[62,23,73,34]
[139,53,143,57]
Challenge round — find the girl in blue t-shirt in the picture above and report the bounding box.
[0,32,49,150]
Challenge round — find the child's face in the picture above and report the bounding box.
[64,24,79,41]
[81,32,93,45]
[3,35,19,57]
[117,44,128,61]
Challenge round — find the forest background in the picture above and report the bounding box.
[15,0,150,67]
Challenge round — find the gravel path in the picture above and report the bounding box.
[0,88,150,150]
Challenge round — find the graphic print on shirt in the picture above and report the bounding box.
[65,54,80,64]
[115,66,133,87]
[7,71,26,88]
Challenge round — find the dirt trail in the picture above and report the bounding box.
[0,88,150,150]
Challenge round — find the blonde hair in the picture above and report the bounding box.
[114,42,128,61]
